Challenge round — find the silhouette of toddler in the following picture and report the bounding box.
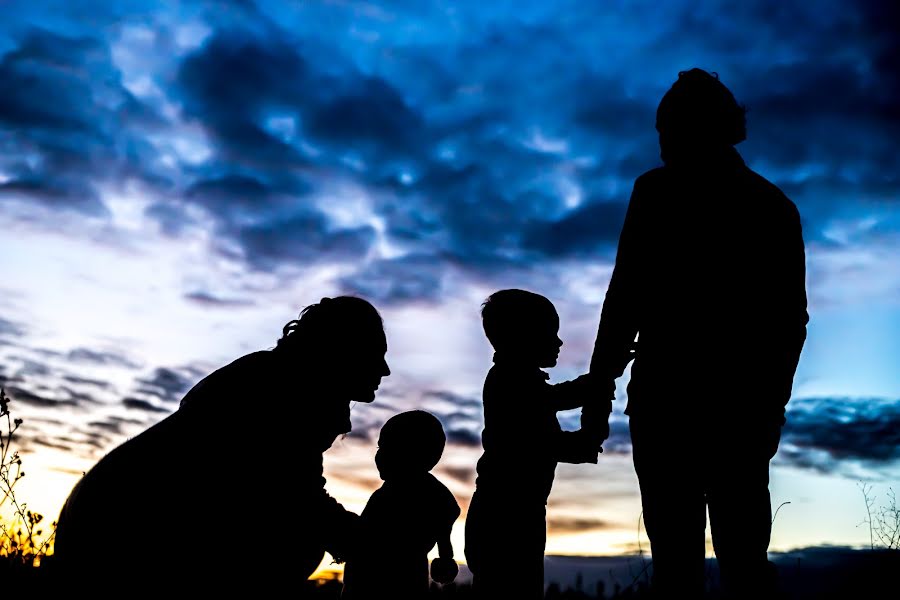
[342,410,460,599]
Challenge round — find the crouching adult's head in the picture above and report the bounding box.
[276,296,390,402]
[263,295,391,451]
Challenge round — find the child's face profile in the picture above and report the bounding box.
[533,308,563,368]
[374,433,413,481]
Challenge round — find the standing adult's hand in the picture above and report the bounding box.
[580,376,615,451]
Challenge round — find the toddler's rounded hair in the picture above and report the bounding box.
[380,410,447,472]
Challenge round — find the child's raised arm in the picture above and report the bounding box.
[546,373,608,412]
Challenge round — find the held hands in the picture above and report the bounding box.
[580,374,614,454]
[430,556,459,585]
[570,429,601,464]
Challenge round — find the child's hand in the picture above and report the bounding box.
[581,399,612,452]
[430,556,459,585]
[557,429,601,464]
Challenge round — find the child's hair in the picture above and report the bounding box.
[480,289,555,351]
[380,410,446,471]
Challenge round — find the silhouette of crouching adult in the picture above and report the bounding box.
[51,296,390,596]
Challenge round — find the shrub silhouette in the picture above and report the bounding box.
[0,388,56,578]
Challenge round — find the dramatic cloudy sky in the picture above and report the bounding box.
[1,0,898,571]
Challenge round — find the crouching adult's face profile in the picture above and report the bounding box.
[338,331,391,404]
[275,296,390,449]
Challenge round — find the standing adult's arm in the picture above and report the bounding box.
[588,178,647,393]
[582,178,647,437]
[770,199,809,422]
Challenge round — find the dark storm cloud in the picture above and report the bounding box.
[160,22,646,278]
[169,2,890,276]
[122,397,171,414]
[3,385,77,408]
[305,76,424,155]
[175,30,315,169]
[183,291,255,308]
[445,427,481,448]
[133,367,199,404]
[778,397,900,473]
[674,2,900,244]
[421,390,483,413]
[572,396,900,474]
[339,255,445,304]
[10,357,52,378]
[234,213,376,270]
[523,200,628,259]
[176,170,376,271]
[66,348,142,369]
[439,465,475,484]
[62,374,114,389]
[27,436,74,453]
[413,390,484,447]
[343,386,484,446]
[0,27,164,215]
[159,29,398,270]
[2,0,896,304]
[89,417,138,436]
[0,316,27,346]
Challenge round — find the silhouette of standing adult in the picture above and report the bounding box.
[52,296,390,596]
[586,69,808,599]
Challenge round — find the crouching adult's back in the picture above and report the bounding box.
[52,296,391,595]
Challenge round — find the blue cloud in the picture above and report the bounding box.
[0,27,165,215]
[778,396,900,474]
[1,0,896,296]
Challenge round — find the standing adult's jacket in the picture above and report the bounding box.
[590,149,809,427]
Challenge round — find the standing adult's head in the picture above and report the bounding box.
[655,68,747,164]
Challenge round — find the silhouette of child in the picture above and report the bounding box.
[342,410,460,599]
[464,289,605,599]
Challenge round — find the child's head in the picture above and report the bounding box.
[481,289,562,367]
[375,410,446,481]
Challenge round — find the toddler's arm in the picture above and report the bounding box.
[430,487,460,585]
[430,533,459,584]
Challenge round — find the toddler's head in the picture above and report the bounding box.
[375,410,446,481]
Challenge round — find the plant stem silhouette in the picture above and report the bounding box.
[859,482,900,551]
[0,388,56,568]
